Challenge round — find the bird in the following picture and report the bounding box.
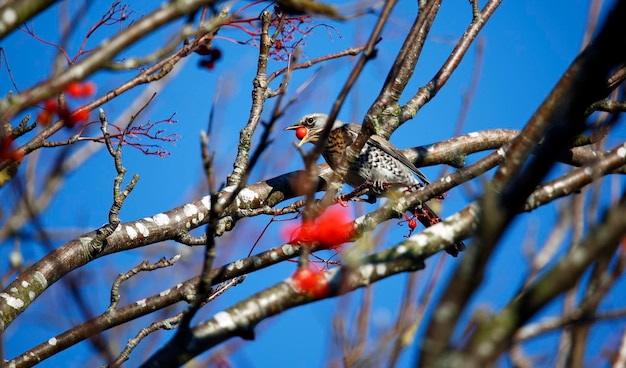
[284,113,465,257]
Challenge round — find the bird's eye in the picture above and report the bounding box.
[306,117,315,126]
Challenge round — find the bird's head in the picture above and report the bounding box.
[284,113,344,148]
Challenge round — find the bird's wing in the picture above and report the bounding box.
[343,124,431,185]
[368,134,431,185]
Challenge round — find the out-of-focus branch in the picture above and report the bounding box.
[460,191,626,366]
[0,0,58,40]
[421,1,626,364]
[367,0,442,138]
[401,0,501,124]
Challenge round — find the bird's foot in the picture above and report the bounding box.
[334,195,350,207]
[336,185,376,204]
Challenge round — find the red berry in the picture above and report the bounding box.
[295,126,308,140]
[408,219,417,230]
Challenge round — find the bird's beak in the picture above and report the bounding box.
[284,125,309,148]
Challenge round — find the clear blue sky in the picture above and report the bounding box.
[2,1,624,367]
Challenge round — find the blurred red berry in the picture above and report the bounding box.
[292,266,329,298]
[0,135,23,162]
[66,82,83,97]
[408,219,417,230]
[71,109,90,125]
[282,206,354,249]
[80,81,96,97]
[315,207,354,247]
[66,81,96,98]
[37,111,53,125]
[43,99,57,112]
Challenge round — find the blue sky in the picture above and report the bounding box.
[2,1,625,367]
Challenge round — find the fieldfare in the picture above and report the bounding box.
[285,113,465,257]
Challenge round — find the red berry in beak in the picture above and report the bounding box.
[295,126,308,140]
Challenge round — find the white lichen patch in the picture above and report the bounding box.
[375,263,387,275]
[135,222,150,237]
[79,237,93,247]
[258,290,278,308]
[270,251,278,260]
[2,8,17,26]
[570,248,587,267]
[214,311,237,331]
[435,301,458,322]
[408,233,429,248]
[618,145,626,158]
[238,188,259,204]
[34,271,48,289]
[136,299,147,307]
[48,337,57,346]
[218,185,237,205]
[438,225,456,245]
[234,259,244,270]
[183,203,199,217]
[477,341,495,358]
[544,185,554,196]
[395,245,408,255]
[153,213,170,226]
[125,226,138,240]
[201,195,211,210]
[21,280,29,288]
[28,291,35,301]
[281,243,295,255]
[0,293,24,309]
[71,64,87,80]
[160,289,171,297]
[360,264,374,281]
[468,131,480,137]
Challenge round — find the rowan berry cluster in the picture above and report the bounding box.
[37,81,96,128]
